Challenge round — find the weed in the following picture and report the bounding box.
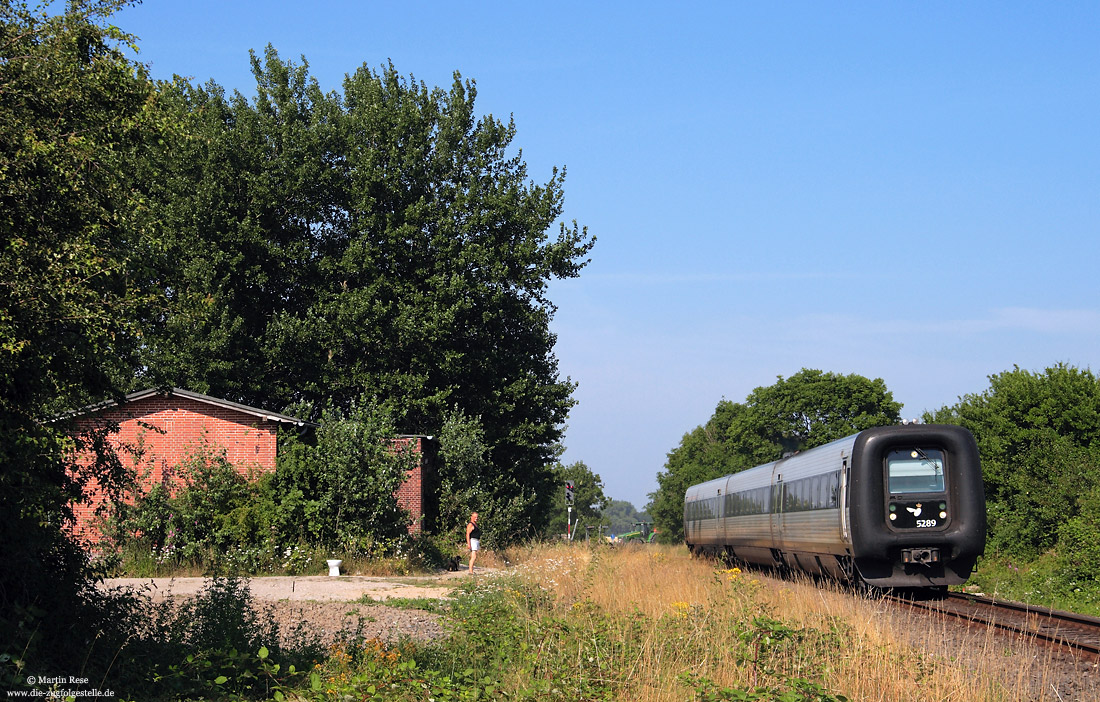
[354,594,449,614]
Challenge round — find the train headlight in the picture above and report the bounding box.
[888,503,897,520]
[940,511,947,519]
[889,513,897,521]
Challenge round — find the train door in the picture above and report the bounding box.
[839,456,851,542]
[840,459,849,541]
[770,463,786,555]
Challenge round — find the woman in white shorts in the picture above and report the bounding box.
[466,512,481,573]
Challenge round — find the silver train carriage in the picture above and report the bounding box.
[683,424,985,588]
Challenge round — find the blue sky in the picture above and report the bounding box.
[114,1,1100,510]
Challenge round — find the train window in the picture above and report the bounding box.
[887,448,946,493]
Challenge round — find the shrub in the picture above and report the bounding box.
[272,398,415,553]
[120,576,323,699]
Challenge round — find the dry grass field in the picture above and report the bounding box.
[485,542,1089,701]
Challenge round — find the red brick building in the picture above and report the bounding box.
[70,387,434,541]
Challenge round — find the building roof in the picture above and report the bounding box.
[73,387,316,426]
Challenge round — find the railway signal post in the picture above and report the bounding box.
[565,480,575,540]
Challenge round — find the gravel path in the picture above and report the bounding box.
[261,599,446,647]
[102,569,481,647]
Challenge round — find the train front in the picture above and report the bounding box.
[848,424,986,588]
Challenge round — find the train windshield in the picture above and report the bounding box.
[886,447,945,493]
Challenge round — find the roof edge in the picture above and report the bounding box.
[69,387,317,427]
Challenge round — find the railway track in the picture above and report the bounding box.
[887,590,1100,659]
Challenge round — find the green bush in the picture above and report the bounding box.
[101,440,277,572]
[1056,483,1100,588]
[271,398,415,552]
[123,577,323,699]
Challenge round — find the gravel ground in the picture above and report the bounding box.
[102,568,478,647]
[260,599,446,647]
[884,598,1099,701]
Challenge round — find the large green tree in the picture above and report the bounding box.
[0,0,159,682]
[137,48,593,541]
[926,363,1100,558]
[649,369,902,541]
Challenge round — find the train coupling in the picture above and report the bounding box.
[901,548,941,565]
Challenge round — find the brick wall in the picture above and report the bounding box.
[394,436,428,533]
[71,395,280,542]
[69,393,434,542]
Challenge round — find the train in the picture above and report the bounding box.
[683,424,986,588]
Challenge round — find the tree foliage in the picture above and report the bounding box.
[1057,482,1100,586]
[649,369,902,541]
[726,369,903,464]
[649,400,744,543]
[0,0,160,682]
[133,47,592,543]
[926,363,1100,558]
[436,407,552,547]
[1,2,591,681]
[273,398,416,550]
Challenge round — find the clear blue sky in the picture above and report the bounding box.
[114,1,1100,510]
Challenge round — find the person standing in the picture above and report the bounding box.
[466,512,481,573]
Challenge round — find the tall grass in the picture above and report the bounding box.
[473,543,1055,701]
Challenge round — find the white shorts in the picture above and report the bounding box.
[470,538,480,552]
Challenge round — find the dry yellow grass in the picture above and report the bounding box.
[488,542,1060,701]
